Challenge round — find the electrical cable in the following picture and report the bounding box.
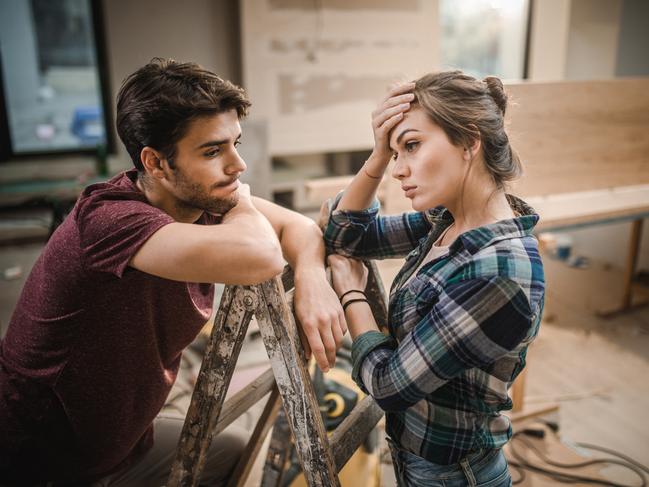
[508,426,648,486]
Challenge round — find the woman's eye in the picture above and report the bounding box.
[405,141,419,152]
[234,140,242,147]
[392,152,398,160]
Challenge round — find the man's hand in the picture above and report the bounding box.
[294,269,347,372]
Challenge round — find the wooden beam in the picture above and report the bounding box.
[330,395,384,473]
[213,368,275,436]
[228,385,282,487]
[254,276,341,487]
[167,285,258,487]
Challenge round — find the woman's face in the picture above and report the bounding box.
[389,106,469,212]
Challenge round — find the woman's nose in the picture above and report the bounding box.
[391,157,409,179]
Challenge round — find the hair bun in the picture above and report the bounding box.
[483,76,507,116]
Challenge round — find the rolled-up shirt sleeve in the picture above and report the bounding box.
[350,276,534,411]
[323,192,433,260]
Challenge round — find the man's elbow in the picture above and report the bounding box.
[241,240,284,285]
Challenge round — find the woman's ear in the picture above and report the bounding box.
[463,125,482,161]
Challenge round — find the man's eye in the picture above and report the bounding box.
[392,152,398,160]
[405,141,419,152]
[234,139,242,147]
[205,149,219,157]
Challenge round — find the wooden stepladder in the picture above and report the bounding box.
[167,262,388,487]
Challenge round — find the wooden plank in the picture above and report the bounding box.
[329,395,384,473]
[228,385,282,487]
[167,285,258,487]
[528,185,649,231]
[253,276,341,487]
[212,368,275,436]
[506,78,649,197]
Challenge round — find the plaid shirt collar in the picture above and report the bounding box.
[425,194,540,256]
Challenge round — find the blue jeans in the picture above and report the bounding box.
[387,439,512,487]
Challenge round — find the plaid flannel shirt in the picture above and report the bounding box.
[324,194,545,465]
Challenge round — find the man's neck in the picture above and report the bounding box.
[135,176,203,223]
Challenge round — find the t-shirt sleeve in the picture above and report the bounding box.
[76,195,174,277]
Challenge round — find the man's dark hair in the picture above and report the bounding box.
[116,58,251,171]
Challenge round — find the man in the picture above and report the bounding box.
[0,58,345,485]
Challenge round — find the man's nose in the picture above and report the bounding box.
[225,150,247,175]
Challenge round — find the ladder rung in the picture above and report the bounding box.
[213,368,276,436]
[330,395,384,472]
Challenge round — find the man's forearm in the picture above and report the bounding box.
[279,216,327,277]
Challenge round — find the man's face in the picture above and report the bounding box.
[164,110,246,215]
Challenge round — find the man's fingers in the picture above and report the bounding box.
[305,327,330,372]
[298,326,312,361]
[331,316,344,349]
[338,310,348,336]
[319,326,337,368]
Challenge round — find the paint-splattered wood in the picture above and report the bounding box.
[329,395,383,472]
[227,385,282,487]
[260,408,291,487]
[212,367,275,436]
[366,260,389,331]
[167,285,258,487]
[254,276,341,487]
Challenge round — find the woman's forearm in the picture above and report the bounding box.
[344,300,380,339]
[336,152,390,212]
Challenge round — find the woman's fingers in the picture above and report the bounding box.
[372,93,415,118]
[380,82,416,105]
[373,103,410,130]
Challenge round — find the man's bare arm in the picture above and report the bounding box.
[252,196,346,372]
[129,185,284,285]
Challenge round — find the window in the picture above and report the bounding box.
[439,0,531,80]
[0,0,111,159]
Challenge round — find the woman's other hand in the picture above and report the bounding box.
[370,83,416,165]
[327,254,369,297]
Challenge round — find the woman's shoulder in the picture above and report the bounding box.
[447,235,545,305]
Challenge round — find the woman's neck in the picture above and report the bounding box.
[442,184,515,243]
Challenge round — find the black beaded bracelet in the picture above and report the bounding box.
[339,289,367,302]
[342,298,369,312]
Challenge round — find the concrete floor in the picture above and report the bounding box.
[1,232,648,486]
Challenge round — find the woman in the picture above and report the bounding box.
[325,71,545,486]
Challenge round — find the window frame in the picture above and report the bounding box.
[0,0,115,163]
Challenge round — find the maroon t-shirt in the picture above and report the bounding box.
[0,170,217,482]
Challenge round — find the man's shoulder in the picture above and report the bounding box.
[73,170,165,225]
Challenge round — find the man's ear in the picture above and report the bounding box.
[140,147,168,180]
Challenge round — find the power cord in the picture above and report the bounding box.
[509,421,648,486]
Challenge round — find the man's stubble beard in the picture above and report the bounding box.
[172,169,240,216]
